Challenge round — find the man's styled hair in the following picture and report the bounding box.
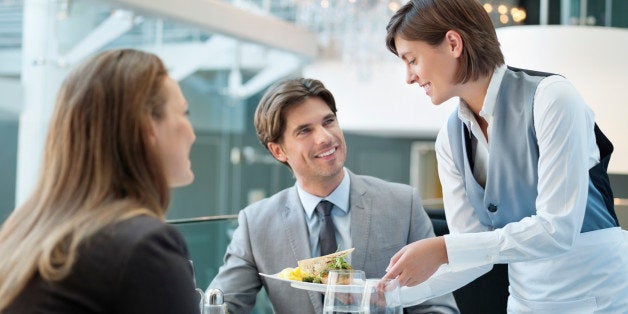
[254,78,337,155]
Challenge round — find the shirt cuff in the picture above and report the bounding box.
[444,231,499,271]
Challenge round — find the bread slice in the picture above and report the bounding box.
[297,248,354,277]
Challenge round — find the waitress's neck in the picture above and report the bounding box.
[458,74,492,115]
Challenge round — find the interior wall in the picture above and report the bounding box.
[497,25,628,174]
[303,60,458,139]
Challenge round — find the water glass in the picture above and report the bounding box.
[323,270,367,313]
[362,278,402,314]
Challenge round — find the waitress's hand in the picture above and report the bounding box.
[382,237,448,287]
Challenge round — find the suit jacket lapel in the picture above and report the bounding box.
[282,186,323,312]
[348,170,371,273]
[282,186,311,262]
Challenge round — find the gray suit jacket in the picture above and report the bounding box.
[209,170,458,314]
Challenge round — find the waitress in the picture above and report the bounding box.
[382,0,628,313]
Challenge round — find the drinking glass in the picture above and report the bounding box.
[198,288,228,314]
[362,278,402,314]
[323,269,367,314]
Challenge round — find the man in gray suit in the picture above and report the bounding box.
[208,78,458,314]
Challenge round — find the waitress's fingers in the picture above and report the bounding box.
[396,266,421,287]
[382,263,399,281]
[385,245,407,272]
[383,254,405,280]
[397,270,423,287]
[396,273,409,287]
[384,251,412,282]
[399,271,418,287]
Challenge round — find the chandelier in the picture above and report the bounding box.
[281,0,526,80]
[292,0,404,79]
[481,1,527,25]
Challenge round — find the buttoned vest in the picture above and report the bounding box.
[446,67,618,232]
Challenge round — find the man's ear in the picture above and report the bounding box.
[267,142,287,162]
[445,30,463,58]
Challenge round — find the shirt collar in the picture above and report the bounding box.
[457,64,506,124]
[297,168,351,219]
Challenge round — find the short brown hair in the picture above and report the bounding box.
[386,0,504,84]
[254,78,337,152]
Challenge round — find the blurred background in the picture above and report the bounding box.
[0,1,627,312]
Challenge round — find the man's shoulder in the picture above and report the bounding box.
[350,172,413,194]
[240,185,295,216]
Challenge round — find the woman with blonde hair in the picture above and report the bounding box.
[0,49,198,313]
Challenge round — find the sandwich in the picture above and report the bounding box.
[278,248,354,284]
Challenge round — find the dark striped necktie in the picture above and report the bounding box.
[316,200,337,256]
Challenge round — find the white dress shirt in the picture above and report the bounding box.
[437,64,599,268]
[297,168,352,258]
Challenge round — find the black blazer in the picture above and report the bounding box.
[5,215,199,314]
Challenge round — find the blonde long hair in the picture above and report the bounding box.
[0,49,171,309]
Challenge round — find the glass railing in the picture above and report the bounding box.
[168,216,238,288]
[168,215,274,314]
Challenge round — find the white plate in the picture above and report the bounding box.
[259,273,364,293]
[260,272,434,306]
